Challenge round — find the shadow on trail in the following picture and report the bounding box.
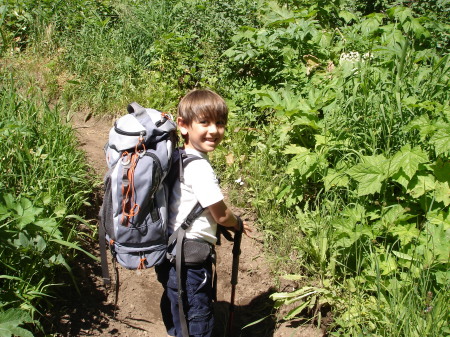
[38,245,117,336]
[213,288,277,337]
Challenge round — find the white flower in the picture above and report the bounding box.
[234,177,244,186]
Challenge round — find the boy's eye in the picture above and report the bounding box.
[216,121,225,126]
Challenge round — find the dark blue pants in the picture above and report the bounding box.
[156,260,214,337]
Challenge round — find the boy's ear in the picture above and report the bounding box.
[177,117,189,136]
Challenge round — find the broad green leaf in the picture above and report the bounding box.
[292,115,319,129]
[342,204,366,224]
[390,223,420,245]
[390,145,429,179]
[404,114,435,141]
[34,218,62,239]
[434,181,450,206]
[380,205,405,226]
[34,235,47,252]
[286,150,319,178]
[408,173,435,198]
[435,270,450,285]
[14,232,31,249]
[387,6,412,23]
[42,194,52,205]
[3,194,15,209]
[323,169,350,191]
[403,18,429,38]
[360,13,385,34]
[0,204,9,222]
[347,155,388,196]
[339,10,357,23]
[16,198,43,229]
[430,128,450,156]
[379,255,397,276]
[53,204,67,218]
[432,159,450,184]
[0,308,33,337]
[284,144,309,155]
[391,170,410,190]
[419,223,450,263]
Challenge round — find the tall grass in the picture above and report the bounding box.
[0,74,95,334]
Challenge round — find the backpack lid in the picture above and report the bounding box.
[108,105,176,152]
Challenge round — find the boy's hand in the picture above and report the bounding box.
[208,200,252,236]
[235,216,252,237]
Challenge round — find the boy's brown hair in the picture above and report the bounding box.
[177,89,228,126]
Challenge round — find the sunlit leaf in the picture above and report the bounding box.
[379,255,397,276]
[407,173,435,198]
[323,169,350,191]
[392,250,416,261]
[339,10,357,23]
[430,128,450,156]
[281,274,306,281]
[34,218,62,239]
[420,223,450,263]
[390,145,429,179]
[390,223,420,245]
[434,181,450,206]
[380,205,405,226]
[347,155,388,196]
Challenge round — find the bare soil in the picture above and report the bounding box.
[44,112,326,337]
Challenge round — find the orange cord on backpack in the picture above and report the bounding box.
[120,139,145,226]
[137,257,147,270]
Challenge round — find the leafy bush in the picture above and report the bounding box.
[223,2,449,335]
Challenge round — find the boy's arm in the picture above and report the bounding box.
[208,200,251,235]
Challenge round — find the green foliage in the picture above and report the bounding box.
[222,1,449,334]
[0,308,34,337]
[0,76,95,331]
[1,0,449,335]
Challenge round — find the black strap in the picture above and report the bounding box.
[112,256,119,318]
[98,222,111,286]
[167,150,209,337]
[169,202,205,337]
[98,173,113,287]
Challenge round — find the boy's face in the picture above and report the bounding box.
[178,117,225,153]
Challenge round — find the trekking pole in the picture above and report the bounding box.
[226,217,243,337]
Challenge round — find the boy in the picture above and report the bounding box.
[156,89,250,337]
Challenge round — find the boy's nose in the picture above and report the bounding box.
[208,123,218,133]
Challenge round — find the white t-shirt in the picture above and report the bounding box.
[168,148,223,245]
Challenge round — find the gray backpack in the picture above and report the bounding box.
[98,102,176,285]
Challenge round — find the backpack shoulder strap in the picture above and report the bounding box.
[167,149,207,337]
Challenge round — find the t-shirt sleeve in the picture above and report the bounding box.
[187,160,223,208]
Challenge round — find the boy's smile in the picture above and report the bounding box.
[179,118,225,153]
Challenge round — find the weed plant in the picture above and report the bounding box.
[223,2,449,335]
[0,75,95,335]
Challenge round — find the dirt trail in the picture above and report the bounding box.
[60,113,324,337]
